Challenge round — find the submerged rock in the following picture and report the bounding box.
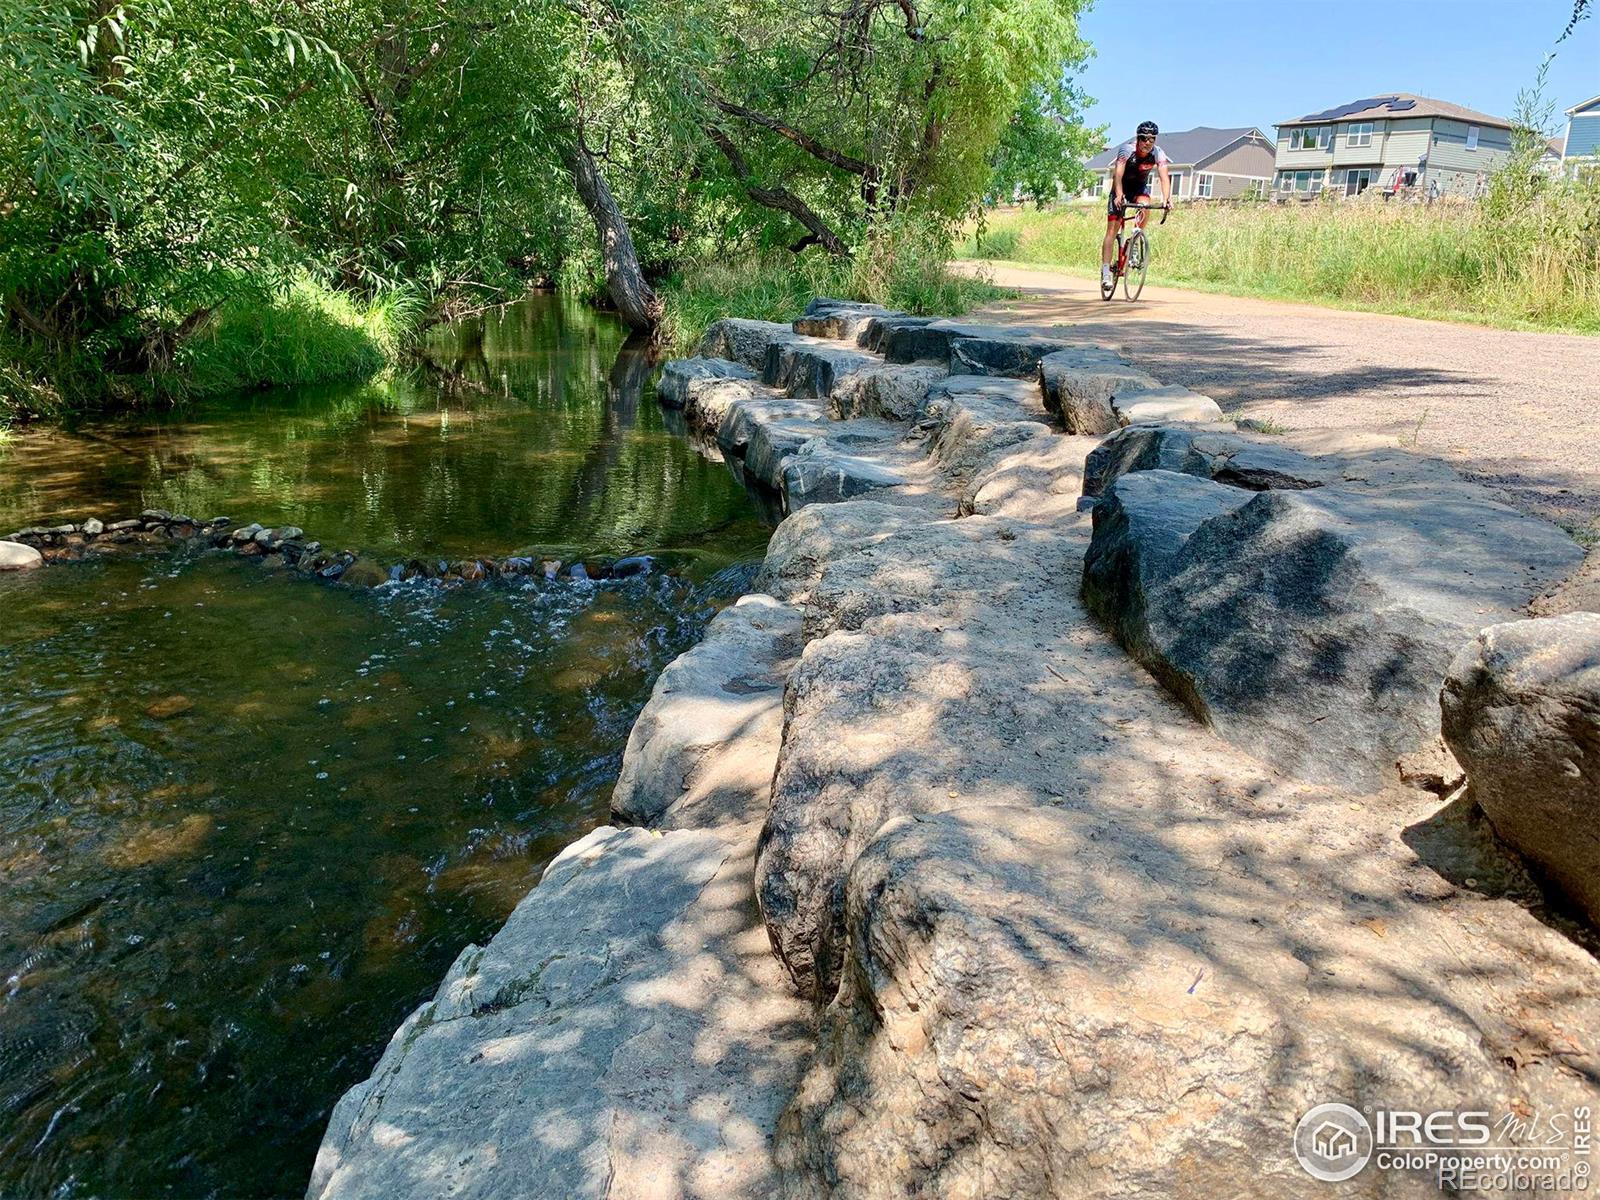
[0,541,43,571]
[1442,613,1600,925]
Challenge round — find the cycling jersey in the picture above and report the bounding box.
[1114,140,1168,199]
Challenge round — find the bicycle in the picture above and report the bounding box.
[1101,202,1170,302]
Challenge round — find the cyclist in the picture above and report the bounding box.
[1102,121,1172,290]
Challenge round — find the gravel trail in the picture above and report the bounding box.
[958,260,1600,537]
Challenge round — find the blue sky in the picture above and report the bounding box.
[1076,0,1598,146]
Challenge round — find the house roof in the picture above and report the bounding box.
[1279,94,1510,129]
[1568,94,1600,116]
[1547,136,1566,158]
[1086,126,1269,170]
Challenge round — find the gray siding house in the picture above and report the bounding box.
[1563,95,1600,174]
[1273,94,1514,198]
[1085,127,1275,200]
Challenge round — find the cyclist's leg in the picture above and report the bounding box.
[1101,193,1122,268]
[1132,193,1153,228]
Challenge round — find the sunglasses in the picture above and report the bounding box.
[1136,134,1155,142]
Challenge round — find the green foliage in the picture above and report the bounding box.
[988,76,1103,207]
[3,0,1097,413]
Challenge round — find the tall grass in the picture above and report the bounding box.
[660,217,1012,352]
[959,189,1600,333]
[177,277,425,398]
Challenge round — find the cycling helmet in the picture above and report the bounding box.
[1136,120,1159,137]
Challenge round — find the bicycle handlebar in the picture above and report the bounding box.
[1118,203,1171,225]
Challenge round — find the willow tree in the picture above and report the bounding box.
[663,0,1097,248]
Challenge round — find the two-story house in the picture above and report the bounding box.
[1085,127,1276,201]
[1562,95,1600,176]
[1273,94,1514,198]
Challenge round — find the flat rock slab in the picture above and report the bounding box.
[880,321,1074,376]
[612,595,802,831]
[830,362,946,422]
[310,824,813,1200]
[1084,425,1346,497]
[1083,469,1585,791]
[698,318,799,370]
[1038,347,1162,435]
[781,439,912,510]
[714,392,825,463]
[743,415,835,491]
[755,500,941,604]
[763,338,881,401]
[1443,613,1600,926]
[1115,384,1226,427]
[919,381,1052,480]
[960,434,1100,522]
[793,298,897,343]
[0,540,44,570]
[657,357,755,409]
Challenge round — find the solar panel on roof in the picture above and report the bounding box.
[1299,96,1416,122]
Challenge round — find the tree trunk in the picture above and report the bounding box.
[563,137,661,332]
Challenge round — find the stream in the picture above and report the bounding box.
[0,296,771,1198]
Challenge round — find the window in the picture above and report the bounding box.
[1344,168,1373,196]
[1347,122,1373,147]
[1091,175,1104,196]
[1288,127,1330,151]
[1277,170,1321,192]
[1196,174,1213,198]
[1168,171,1184,196]
[1466,125,1480,151]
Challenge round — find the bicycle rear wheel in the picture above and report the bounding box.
[1123,231,1148,301]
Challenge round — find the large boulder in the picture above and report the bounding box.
[0,540,44,570]
[698,317,797,370]
[1115,384,1226,427]
[1038,347,1161,435]
[1083,425,1342,497]
[611,595,801,831]
[830,363,945,422]
[1442,613,1600,925]
[1083,470,1584,792]
[792,298,895,343]
[780,440,910,510]
[763,339,881,401]
[657,356,754,409]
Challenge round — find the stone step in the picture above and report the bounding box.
[657,356,754,409]
[699,318,803,371]
[792,297,895,344]
[1039,347,1164,434]
[879,319,1077,378]
[761,337,882,401]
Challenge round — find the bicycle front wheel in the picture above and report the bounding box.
[1123,231,1148,301]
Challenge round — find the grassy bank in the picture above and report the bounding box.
[958,197,1600,333]
[1,278,422,425]
[660,227,1013,353]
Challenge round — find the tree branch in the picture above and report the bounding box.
[705,126,850,257]
[705,91,876,180]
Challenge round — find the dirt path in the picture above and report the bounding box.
[957,260,1600,537]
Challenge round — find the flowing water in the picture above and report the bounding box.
[0,297,771,1198]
